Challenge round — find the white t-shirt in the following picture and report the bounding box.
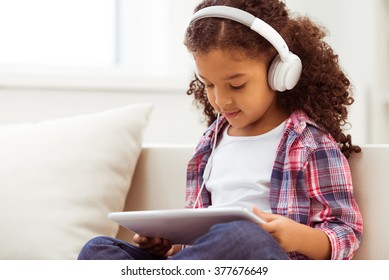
[205,121,285,212]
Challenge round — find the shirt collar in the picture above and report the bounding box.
[285,110,321,135]
[205,110,321,144]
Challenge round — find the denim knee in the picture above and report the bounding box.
[78,236,163,260]
[210,220,265,241]
[208,220,288,259]
[172,220,287,260]
[78,236,116,260]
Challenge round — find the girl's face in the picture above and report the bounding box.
[194,49,288,136]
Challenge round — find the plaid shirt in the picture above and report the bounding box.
[185,110,363,260]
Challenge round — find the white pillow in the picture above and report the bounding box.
[0,103,153,259]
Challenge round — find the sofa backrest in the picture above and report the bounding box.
[348,144,389,259]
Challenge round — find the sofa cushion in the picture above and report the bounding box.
[0,103,152,259]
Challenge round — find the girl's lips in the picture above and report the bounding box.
[223,110,240,119]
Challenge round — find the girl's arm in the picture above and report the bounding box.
[302,146,362,259]
[254,208,331,260]
[255,144,362,259]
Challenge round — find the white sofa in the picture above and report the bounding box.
[0,102,387,260]
[119,144,389,260]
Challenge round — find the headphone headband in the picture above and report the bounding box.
[190,6,290,61]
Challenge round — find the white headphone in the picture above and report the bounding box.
[189,6,302,92]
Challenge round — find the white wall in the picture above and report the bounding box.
[286,0,389,144]
[118,0,198,79]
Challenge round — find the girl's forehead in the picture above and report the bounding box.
[194,48,269,66]
[195,48,249,60]
[194,49,267,81]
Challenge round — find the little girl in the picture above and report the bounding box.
[78,0,363,260]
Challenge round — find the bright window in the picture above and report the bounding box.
[0,0,198,90]
[0,0,115,67]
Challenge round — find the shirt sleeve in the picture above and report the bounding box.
[304,145,363,260]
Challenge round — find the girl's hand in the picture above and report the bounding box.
[133,234,173,258]
[253,207,331,259]
[253,207,304,253]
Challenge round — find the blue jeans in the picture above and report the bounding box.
[78,221,288,260]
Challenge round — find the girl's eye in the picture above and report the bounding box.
[205,84,214,89]
[230,84,246,90]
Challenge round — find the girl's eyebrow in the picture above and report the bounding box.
[199,73,246,82]
[223,73,246,81]
[198,74,207,81]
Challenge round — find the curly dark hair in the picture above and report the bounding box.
[184,0,360,158]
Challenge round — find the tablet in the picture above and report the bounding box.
[108,207,265,245]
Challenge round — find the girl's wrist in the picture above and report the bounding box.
[294,224,331,259]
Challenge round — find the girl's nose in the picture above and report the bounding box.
[214,89,232,108]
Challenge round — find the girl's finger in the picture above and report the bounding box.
[252,207,274,222]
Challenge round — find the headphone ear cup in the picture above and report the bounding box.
[268,52,302,92]
[268,55,282,91]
